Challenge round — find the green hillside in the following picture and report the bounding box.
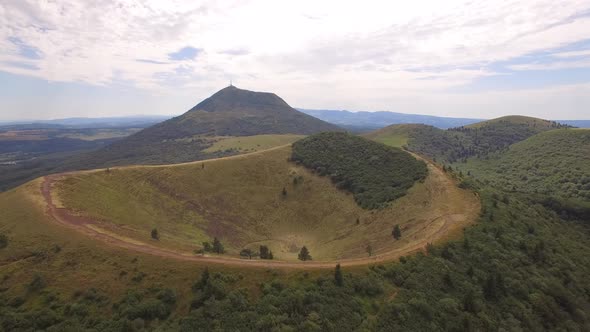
[65,86,340,168]
[56,142,474,261]
[2,125,590,330]
[456,129,590,201]
[367,116,569,163]
[291,132,427,209]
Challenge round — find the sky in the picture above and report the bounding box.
[1,0,590,121]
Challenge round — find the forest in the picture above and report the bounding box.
[291,132,427,209]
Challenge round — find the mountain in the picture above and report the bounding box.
[66,86,341,167]
[299,109,590,131]
[298,109,484,130]
[367,115,569,163]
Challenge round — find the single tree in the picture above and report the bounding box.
[202,242,212,252]
[240,248,253,259]
[282,187,287,196]
[193,267,210,291]
[334,264,343,286]
[151,228,159,240]
[366,244,373,257]
[392,224,402,240]
[298,246,312,261]
[212,237,224,254]
[356,217,360,225]
[0,233,8,249]
[260,245,270,259]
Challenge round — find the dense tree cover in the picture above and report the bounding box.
[455,129,590,201]
[292,132,427,209]
[397,117,569,164]
[2,122,589,331]
[2,185,589,330]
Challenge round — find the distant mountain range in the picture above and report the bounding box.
[4,109,588,132]
[298,109,590,130]
[0,115,172,129]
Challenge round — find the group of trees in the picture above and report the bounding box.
[239,245,274,260]
[403,119,567,164]
[291,132,428,209]
[200,237,224,254]
[3,182,590,331]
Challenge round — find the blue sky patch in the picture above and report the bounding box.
[8,37,43,60]
[450,38,590,92]
[168,46,201,61]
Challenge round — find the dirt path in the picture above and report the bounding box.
[40,148,480,269]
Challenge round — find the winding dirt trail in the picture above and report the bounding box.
[40,148,480,269]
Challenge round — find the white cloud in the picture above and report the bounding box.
[508,59,590,71]
[1,0,590,119]
[552,49,590,58]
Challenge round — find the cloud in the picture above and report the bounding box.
[0,0,589,119]
[2,60,39,70]
[219,48,250,56]
[552,49,590,58]
[508,59,590,71]
[136,59,169,65]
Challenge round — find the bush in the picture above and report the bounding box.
[0,234,7,249]
[28,274,46,292]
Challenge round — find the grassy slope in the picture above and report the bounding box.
[465,115,564,129]
[455,129,590,201]
[203,134,305,153]
[57,145,477,261]
[0,180,274,315]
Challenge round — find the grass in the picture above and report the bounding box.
[203,134,305,153]
[57,128,141,141]
[369,133,408,148]
[364,124,415,148]
[56,144,478,262]
[0,179,330,317]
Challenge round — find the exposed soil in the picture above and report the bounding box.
[40,148,480,269]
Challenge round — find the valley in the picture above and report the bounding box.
[43,137,478,265]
